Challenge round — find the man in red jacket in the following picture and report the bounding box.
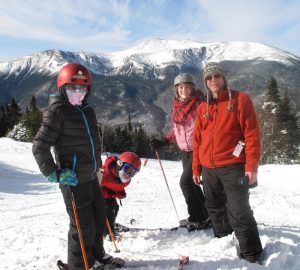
[100,152,141,239]
[192,62,262,264]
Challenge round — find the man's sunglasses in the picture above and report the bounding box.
[206,74,222,81]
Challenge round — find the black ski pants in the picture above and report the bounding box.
[105,198,119,234]
[180,151,208,222]
[60,179,107,270]
[202,164,262,260]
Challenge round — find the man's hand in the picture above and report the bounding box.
[245,171,257,186]
[193,175,202,186]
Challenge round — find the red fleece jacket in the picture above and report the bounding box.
[192,89,260,175]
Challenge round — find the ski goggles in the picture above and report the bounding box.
[65,84,88,93]
[120,162,139,178]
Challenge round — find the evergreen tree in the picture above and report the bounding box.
[133,124,151,158]
[0,106,8,137]
[275,90,300,163]
[6,121,30,142]
[127,114,133,132]
[258,78,300,164]
[257,77,281,164]
[101,125,117,153]
[266,77,281,104]
[29,95,38,112]
[21,96,43,141]
[6,98,22,130]
[115,125,133,152]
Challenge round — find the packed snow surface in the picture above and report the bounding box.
[0,138,299,270]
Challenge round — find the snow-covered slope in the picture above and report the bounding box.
[1,138,300,270]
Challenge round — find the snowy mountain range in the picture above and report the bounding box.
[1,38,300,133]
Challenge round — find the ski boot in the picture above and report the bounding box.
[98,253,125,268]
[114,223,130,233]
[180,217,212,231]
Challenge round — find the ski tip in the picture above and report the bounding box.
[179,255,189,264]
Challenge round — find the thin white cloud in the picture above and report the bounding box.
[185,0,300,53]
[0,0,299,56]
[0,0,131,51]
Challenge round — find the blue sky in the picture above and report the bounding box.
[0,0,299,62]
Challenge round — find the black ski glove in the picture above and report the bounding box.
[150,138,169,150]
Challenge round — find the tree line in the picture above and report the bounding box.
[0,77,299,164]
[0,97,176,159]
[256,77,299,164]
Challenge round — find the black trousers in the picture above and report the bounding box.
[60,180,107,270]
[202,164,262,259]
[180,151,208,222]
[105,198,119,234]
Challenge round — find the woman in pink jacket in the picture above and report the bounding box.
[151,73,210,230]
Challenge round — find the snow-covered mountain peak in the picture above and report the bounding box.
[0,38,299,78]
[123,38,205,53]
[107,39,300,69]
[203,41,300,64]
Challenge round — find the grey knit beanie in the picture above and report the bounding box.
[203,62,226,85]
[202,62,232,118]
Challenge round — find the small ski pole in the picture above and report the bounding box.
[69,188,89,270]
[155,150,180,221]
[106,219,121,253]
[143,158,148,166]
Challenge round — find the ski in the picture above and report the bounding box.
[56,255,190,269]
[57,260,118,270]
[124,256,190,269]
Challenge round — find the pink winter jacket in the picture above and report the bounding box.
[166,115,196,152]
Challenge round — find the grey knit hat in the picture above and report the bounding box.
[202,62,232,118]
[203,62,226,82]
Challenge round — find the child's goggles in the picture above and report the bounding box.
[65,84,88,93]
[120,162,139,178]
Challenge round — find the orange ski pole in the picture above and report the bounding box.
[106,219,120,253]
[69,189,89,270]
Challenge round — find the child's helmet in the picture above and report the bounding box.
[117,152,141,183]
[119,152,141,171]
[57,63,92,90]
[174,73,195,87]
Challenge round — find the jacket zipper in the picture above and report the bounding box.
[211,101,218,167]
[76,107,97,175]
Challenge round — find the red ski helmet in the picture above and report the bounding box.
[57,63,92,90]
[117,152,141,183]
[119,152,141,171]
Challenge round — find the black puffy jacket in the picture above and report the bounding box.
[32,94,102,184]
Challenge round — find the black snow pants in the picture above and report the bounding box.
[202,163,262,261]
[180,151,208,222]
[105,198,119,234]
[60,179,107,270]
